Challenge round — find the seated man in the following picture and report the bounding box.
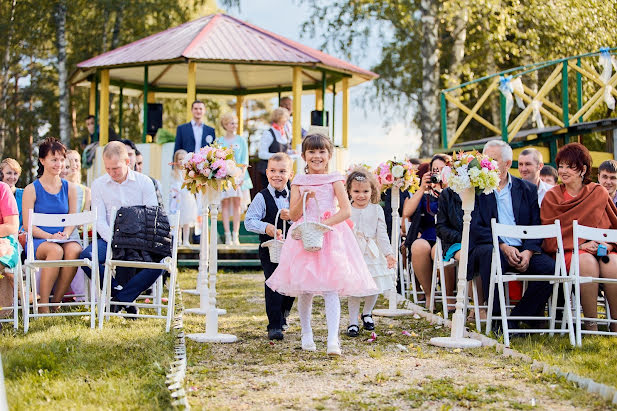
[469,140,554,331]
[517,148,553,206]
[80,141,161,314]
[598,160,617,206]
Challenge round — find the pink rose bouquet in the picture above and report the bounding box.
[446,150,500,195]
[374,159,420,193]
[179,143,243,193]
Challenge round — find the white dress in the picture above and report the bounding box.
[350,203,396,294]
[168,175,198,226]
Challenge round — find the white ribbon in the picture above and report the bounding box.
[599,50,616,110]
[531,100,544,129]
[511,77,526,110]
[499,76,514,121]
[354,230,379,258]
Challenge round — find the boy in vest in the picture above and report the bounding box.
[244,153,294,340]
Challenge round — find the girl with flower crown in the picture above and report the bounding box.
[169,149,198,245]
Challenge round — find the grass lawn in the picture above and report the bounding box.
[1,314,175,410]
[179,269,616,410]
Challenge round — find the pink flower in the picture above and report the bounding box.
[191,153,204,164]
[382,173,393,184]
[480,158,492,169]
[201,167,211,176]
[215,168,227,178]
[212,159,225,170]
[188,170,195,178]
[215,149,226,159]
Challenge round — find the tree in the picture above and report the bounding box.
[54,0,70,147]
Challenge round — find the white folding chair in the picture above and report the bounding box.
[571,221,617,346]
[98,208,179,332]
[0,238,25,330]
[24,209,99,333]
[429,237,453,319]
[485,218,575,347]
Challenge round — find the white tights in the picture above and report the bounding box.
[297,292,340,345]
[180,225,190,245]
[348,294,379,326]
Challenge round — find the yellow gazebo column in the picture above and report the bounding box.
[99,69,110,145]
[342,77,349,148]
[292,67,303,149]
[186,61,197,122]
[236,95,244,135]
[315,88,323,111]
[89,81,96,115]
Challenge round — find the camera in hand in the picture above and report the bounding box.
[430,173,442,184]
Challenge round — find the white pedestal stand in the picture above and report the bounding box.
[430,187,481,349]
[188,187,237,343]
[185,191,226,315]
[373,187,414,317]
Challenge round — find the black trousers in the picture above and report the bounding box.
[469,244,555,317]
[259,247,295,331]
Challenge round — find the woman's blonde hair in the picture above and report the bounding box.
[346,167,380,204]
[270,107,290,124]
[0,158,21,175]
[220,112,238,129]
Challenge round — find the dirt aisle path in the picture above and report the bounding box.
[180,272,613,410]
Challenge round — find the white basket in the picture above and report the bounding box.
[261,209,287,263]
[294,192,333,252]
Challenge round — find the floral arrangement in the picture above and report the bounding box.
[444,150,500,195]
[374,159,420,193]
[179,144,243,193]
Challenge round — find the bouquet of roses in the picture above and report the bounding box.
[374,159,420,193]
[444,150,500,195]
[180,144,243,193]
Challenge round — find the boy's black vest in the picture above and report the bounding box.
[259,188,287,244]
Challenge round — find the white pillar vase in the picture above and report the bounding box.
[373,186,413,317]
[188,182,237,343]
[430,186,482,349]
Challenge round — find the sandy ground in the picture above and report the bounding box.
[179,272,614,410]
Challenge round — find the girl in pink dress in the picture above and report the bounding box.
[266,134,378,355]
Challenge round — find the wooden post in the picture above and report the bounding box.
[99,69,110,145]
[142,66,148,143]
[236,95,244,135]
[292,67,303,149]
[321,71,327,126]
[342,77,349,148]
[187,61,197,122]
[89,81,96,115]
[118,87,123,139]
[315,89,323,111]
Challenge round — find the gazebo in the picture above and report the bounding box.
[70,13,378,153]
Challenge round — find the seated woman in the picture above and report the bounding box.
[0,180,20,310]
[1,158,24,229]
[402,155,450,310]
[22,138,82,313]
[541,143,617,332]
[61,150,91,212]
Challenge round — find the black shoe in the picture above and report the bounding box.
[361,314,375,331]
[268,329,284,340]
[347,324,359,337]
[110,302,125,314]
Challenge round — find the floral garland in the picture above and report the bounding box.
[443,150,500,195]
[179,144,243,194]
[374,159,420,193]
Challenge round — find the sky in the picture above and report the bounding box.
[231,1,422,166]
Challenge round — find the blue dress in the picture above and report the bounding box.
[15,187,23,229]
[30,179,71,256]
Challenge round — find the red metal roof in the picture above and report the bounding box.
[77,13,377,79]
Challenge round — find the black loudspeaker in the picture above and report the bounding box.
[310,110,329,127]
[147,103,163,135]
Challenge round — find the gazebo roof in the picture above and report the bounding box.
[71,13,377,97]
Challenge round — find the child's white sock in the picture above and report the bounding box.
[297,294,314,338]
[363,294,379,316]
[182,226,190,245]
[348,297,361,326]
[323,292,340,346]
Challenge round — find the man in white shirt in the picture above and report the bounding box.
[518,148,553,206]
[79,141,161,310]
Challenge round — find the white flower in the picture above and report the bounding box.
[392,165,405,178]
[182,153,193,165]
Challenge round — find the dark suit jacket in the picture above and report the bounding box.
[469,175,542,253]
[173,122,216,157]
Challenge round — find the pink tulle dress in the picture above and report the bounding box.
[265,172,379,297]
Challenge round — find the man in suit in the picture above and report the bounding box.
[469,140,554,329]
[173,100,216,157]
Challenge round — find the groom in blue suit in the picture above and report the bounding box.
[173,100,216,157]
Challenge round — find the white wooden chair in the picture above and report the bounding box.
[0,238,25,330]
[24,209,99,333]
[429,237,453,319]
[485,219,575,347]
[571,221,617,346]
[98,208,179,332]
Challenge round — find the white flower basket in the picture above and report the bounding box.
[293,192,333,252]
[261,209,287,263]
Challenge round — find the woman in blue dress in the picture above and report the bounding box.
[22,138,82,313]
[217,112,253,245]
